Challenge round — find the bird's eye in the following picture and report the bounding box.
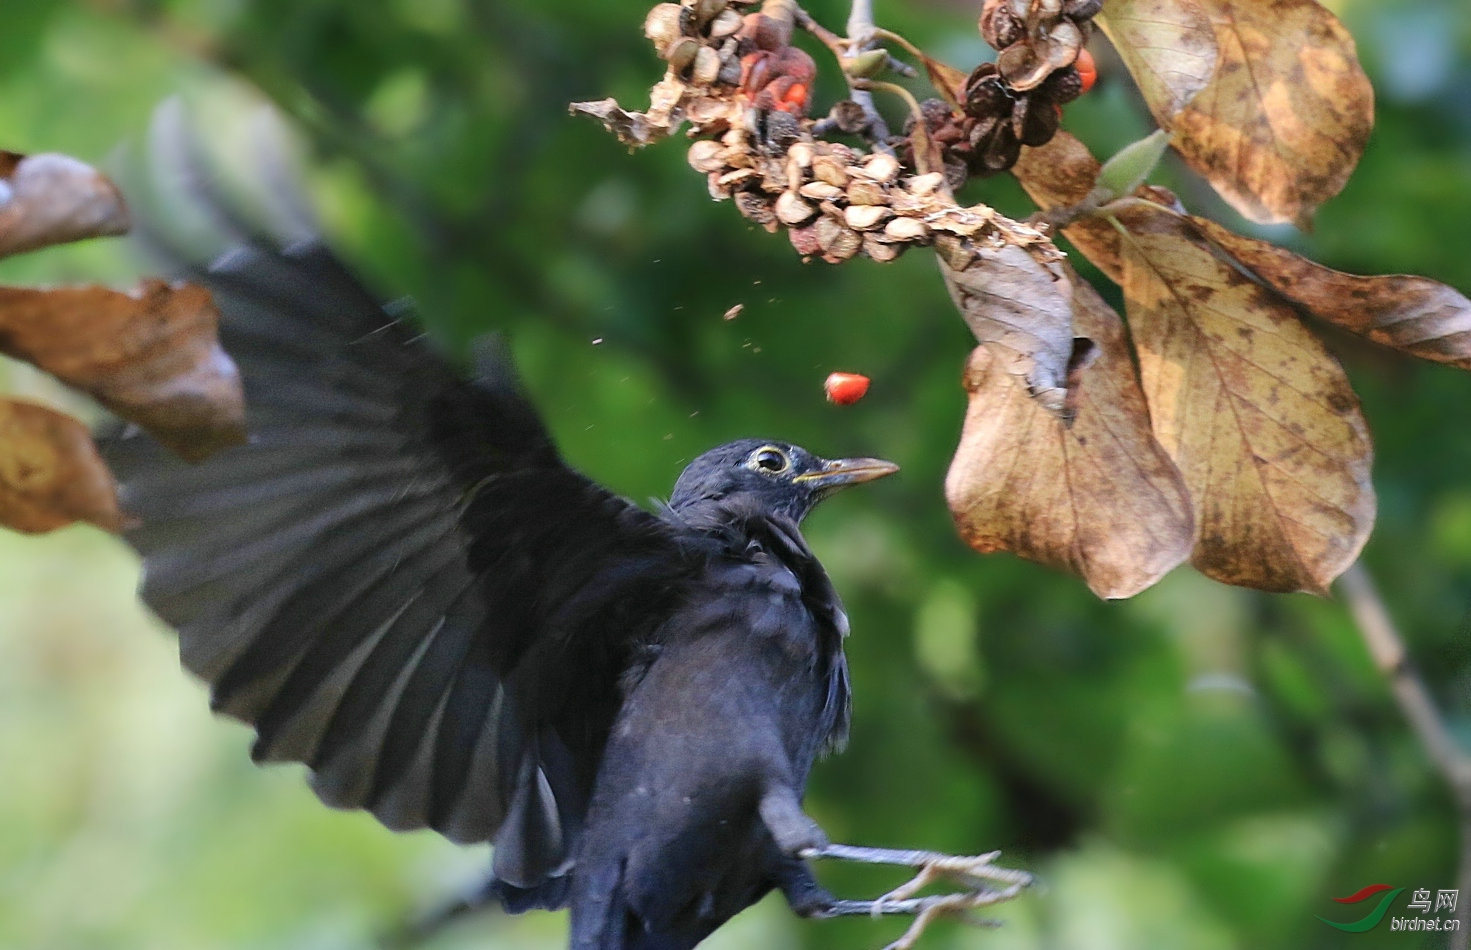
[750,446,790,474]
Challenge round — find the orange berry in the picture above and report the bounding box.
[1076,47,1097,93]
[824,372,871,405]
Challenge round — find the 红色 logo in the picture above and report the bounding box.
[1318,885,1461,933]
[1317,884,1405,933]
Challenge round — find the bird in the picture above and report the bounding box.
[100,106,1032,944]
[103,227,934,948]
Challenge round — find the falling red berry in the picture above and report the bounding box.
[1076,48,1097,94]
[824,372,870,405]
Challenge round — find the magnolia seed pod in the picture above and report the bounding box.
[741,11,792,51]
[785,144,813,192]
[709,8,743,39]
[1042,65,1084,104]
[645,4,688,50]
[1048,20,1085,64]
[735,190,778,228]
[716,53,743,85]
[845,179,888,206]
[718,167,756,186]
[693,45,722,85]
[688,140,726,173]
[798,181,844,201]
[844,204,892,230]
[665,37,700,71]
[884,216,929,242]
[979,3,1025,50]
[812,155,850,187]
[863,236,901,262]
[755,155,788,192]
[996,43,1044,91]
[818,223,863,262]
[859,152,901,184]
[718,144,752,169]
[775,191,818,225]
[906,172,946,197]
[789,224,823,257]
[686,95,734,125]
[689,0,726,29]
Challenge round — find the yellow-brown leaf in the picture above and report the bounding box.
[1119,206,1374,592]
[0,398,120,534]
[1098,0,1219,118]
[1167,0,1373,227]
[0,151,130,259]
[946,275,1194,599]
[921,53,970,111]
[0,281,245,461]
[1190,216,1471,368]
[935,234,1075,413]
[1012,133,1123,279]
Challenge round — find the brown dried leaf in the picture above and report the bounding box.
[0,398,120,534]
[1013,132,1123,278]
[908,113,948,182]
[569,75,693,148]
[935,234,1075,412]
[1097,0,1219,118]
[1119,204,1374,592]
[946,276,1194,598]
[0,281,245,461]
[1014,135,1471,368]
[0,151,130,259]
[1166,0,1374,227]
[921,53,971,110]
[1189,217,1471,368]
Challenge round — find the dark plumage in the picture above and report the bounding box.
[104,237,899,949]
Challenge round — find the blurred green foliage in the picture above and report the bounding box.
[2,1,1470,948]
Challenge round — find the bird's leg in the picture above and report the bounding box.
[759,786,1030,947]
[759,786,831,854]
[809,842,1032,895]
[796,842,1032,950]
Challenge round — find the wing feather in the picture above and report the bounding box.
[106,217,695,895]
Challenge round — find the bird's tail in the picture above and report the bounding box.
[569,862,707,950]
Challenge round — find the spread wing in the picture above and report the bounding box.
[104,238,693,890]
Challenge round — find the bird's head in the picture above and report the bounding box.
[669,438,898,524]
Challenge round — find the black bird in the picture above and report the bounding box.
[105,236,828,942]
[106,208,1026,948]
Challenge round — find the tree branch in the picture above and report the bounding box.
[1338,561,1471,948]
[843,0,891,144]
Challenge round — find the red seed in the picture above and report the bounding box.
[824,372,871,405]
[1075,48,1097,94]
[778,82,810,113]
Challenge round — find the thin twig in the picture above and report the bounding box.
[1338,561,1471,948]
[843,0,892,145]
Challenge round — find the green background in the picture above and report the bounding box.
[2,1,1471,948]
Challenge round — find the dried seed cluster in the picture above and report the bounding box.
[644,0,747,87]
[916,0,1100,177]
[579,0,1061,268]
[982,0,1099,92]
[689,128,1052,265]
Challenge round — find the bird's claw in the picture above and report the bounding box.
[804,842,1032,948]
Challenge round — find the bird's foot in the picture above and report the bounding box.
[798,843,1032,949]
